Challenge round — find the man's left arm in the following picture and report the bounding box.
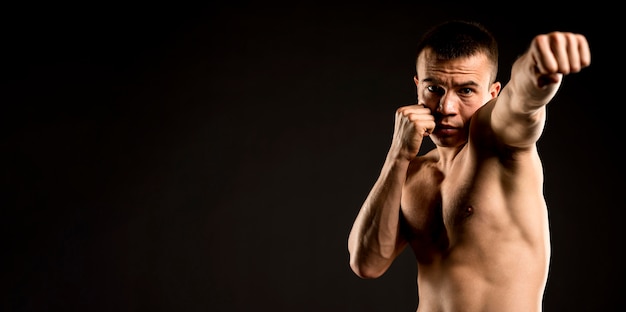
[490,32,591,148]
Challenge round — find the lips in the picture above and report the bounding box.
[435,124,458,135]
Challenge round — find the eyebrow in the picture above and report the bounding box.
[422,77,480,88]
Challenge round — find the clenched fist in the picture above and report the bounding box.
[514,32,591,98]
[391,104,435,161]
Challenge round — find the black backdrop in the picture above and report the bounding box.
[3,2,623,312]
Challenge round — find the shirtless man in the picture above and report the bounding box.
[347,20,591,311]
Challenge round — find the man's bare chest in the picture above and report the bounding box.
[401,160,489,249]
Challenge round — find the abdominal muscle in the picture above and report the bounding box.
[412,237,549,312]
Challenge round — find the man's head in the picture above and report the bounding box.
[414,20,501,148]
[415,20,499,83]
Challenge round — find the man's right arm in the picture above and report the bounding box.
[347,156,411,279]
[348,105,434,278]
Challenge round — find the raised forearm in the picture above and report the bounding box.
[348,104,432,278]
[348,155,410,278]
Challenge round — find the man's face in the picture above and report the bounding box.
[415,49,499,148]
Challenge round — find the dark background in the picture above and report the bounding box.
[3,2,623,311]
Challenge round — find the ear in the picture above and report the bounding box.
[413,76,419,86]
[490,81,502,98]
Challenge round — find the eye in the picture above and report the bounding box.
[458,88,473,96]
[426,85,444,96]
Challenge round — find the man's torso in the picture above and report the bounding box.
[400,135,550,312]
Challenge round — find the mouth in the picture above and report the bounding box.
[435,124,459,135]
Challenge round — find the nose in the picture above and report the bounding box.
[437,93,458,115]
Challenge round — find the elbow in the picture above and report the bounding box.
[347,231,395,279]
[351,264,384,279]
[349,253,386,279]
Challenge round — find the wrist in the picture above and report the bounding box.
[385,149,413,165]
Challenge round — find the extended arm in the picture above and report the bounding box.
[490,32,591,147]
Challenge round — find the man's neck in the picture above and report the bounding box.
[435,144,466,172]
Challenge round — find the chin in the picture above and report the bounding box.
[431,135,464,148]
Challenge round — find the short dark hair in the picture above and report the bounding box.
[415,20,499,82]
